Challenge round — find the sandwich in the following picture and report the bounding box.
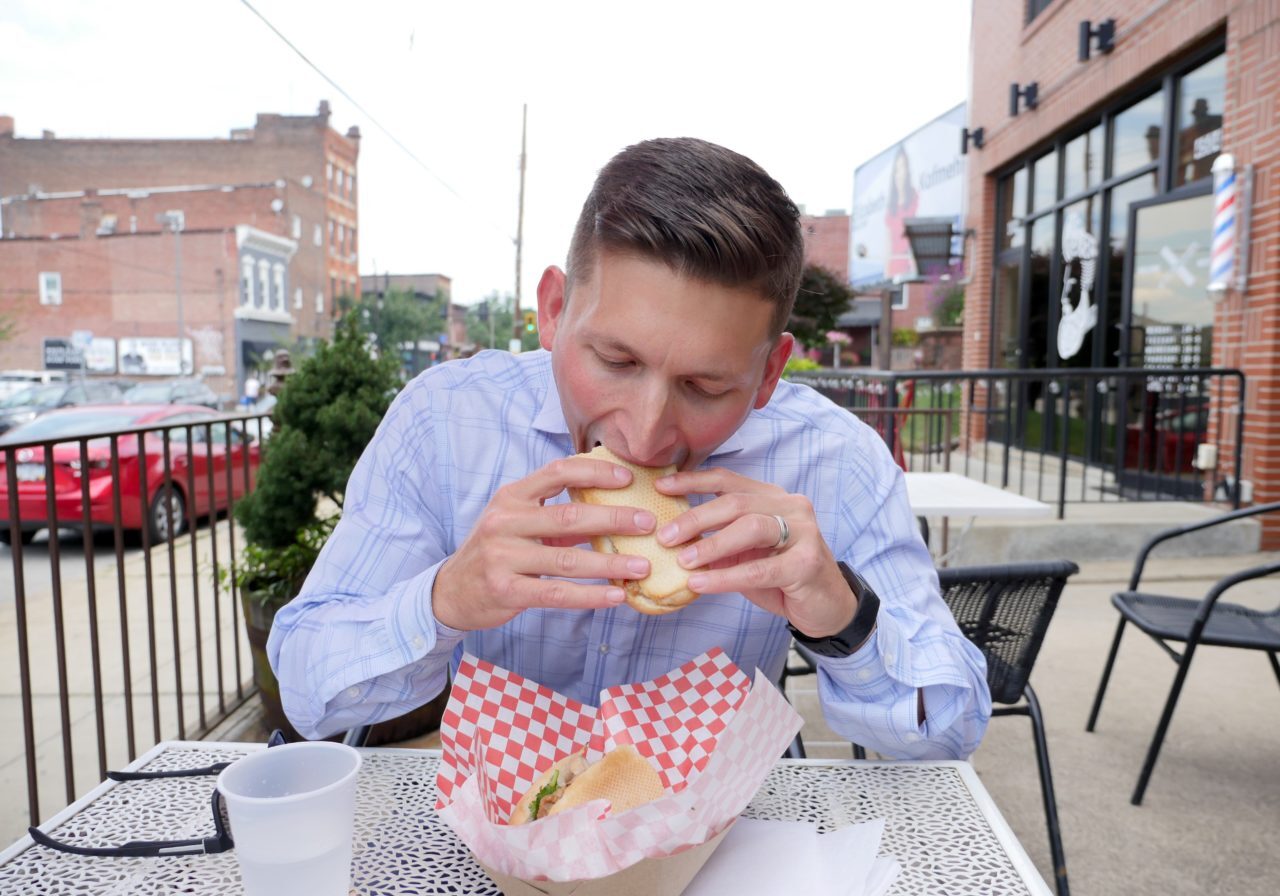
[507,744,665,825]
[569,444,702,615]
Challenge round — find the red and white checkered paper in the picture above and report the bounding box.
[435,648,803,882]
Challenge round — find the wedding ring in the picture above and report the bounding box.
[771,514,791,550]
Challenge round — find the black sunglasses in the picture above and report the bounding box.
[27,729,288,859]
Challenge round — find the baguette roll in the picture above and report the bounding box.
[569,444,701,615]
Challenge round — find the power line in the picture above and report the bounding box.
[237,0,516,246]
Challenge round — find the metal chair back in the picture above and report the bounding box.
[939,561,1078,705]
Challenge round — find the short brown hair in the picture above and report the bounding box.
[566,137,803,337]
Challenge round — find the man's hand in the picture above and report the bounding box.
[654,468,857,638]
[432,455,655,632]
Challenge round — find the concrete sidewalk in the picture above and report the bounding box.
[215,552,1280,896]
[789,552,1280,895]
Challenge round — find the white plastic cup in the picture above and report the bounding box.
[217,741,363,896]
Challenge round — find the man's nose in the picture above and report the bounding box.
[624,385,677,466]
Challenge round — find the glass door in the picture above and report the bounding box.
[1119,187,1215,494]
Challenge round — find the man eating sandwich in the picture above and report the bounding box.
[269,137,990,760]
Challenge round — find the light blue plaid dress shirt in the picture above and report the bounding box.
[269,349,990,758]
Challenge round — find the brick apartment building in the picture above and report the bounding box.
[965,0,1279,543]
[0,101,360,399]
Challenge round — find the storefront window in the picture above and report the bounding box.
[1174,54,1226,186]
[994,259,1022,368]
[1063,124,1104,199]
[1025,216,1055,369]
[1111,92,1163,178]
[1106,176,1156,365]
[999,169,1027,250]
[1130,193,1215,368]
[1031,149,1058,213]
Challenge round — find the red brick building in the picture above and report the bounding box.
[965,1,1279,542]
[0,102,360,398]
[800,211,851,280]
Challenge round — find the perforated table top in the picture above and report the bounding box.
[0,742,1050,895]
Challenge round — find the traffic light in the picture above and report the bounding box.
[523,310,537,333]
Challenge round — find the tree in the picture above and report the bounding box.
[0,311,19,344]
[466,292,540,353]
[235,313,400,564]
[790,265,855,349]
[346,289,444,356]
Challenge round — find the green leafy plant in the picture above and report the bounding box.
[931,282,965,327]
[789,265,855,349]
[891,328,920,348]
[228,313,400,607]
[783,357,821,378]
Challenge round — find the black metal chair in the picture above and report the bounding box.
[780,560,1076,896]
[939,560,1078,896]
[343,725,371,747]
[1085,501,1280,806]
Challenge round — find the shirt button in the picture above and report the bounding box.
[599,644,610,655]
[883,652,896,666]
[904,732,920,743]
[856,668,874,682]
[412,635,426,651]
[346,686,361,700]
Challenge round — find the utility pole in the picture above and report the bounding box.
[511,103,527,352]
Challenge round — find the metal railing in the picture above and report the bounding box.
[791,367,1247,517]
[1,410,272,833]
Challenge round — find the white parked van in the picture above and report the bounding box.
[0,370,68,401]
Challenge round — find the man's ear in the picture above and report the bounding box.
[536,266,567,351]
[753,333,796,410]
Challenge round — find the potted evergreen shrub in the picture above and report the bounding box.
[229,314,447,743]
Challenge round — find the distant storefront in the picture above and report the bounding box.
[986,45,1224,374]
[966,2,1279,543]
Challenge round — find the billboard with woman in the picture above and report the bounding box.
[850,104,967,287]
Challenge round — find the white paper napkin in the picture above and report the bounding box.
[682,817,900,896]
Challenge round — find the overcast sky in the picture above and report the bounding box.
[1,0,973,306]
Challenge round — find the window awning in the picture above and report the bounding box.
[904,217,959,276]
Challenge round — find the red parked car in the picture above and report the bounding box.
[0,404,259,545]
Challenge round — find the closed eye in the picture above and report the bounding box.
[596,352,634,370]
[686,380,728,399]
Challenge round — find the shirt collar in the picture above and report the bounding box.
[530,370,749,461]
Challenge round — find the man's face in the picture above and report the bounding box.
[537,251,794,470]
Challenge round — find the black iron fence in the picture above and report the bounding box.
[1,410,271,833]
[791,367,1247,516]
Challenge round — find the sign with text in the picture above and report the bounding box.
[43,338,82,370]
[83,337,117,373]
[118,337,193,376]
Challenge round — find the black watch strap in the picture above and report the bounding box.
[788,562,880,658]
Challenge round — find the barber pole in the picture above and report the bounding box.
[1209,153,1236,296]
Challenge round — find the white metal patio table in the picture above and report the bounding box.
[0,740,1052,895]
[905,471,1053,562]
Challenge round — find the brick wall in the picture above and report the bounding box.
[800,213,851,280]
[0,231,239,397]
[968,0,1280,544]
[0,103,360,346]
